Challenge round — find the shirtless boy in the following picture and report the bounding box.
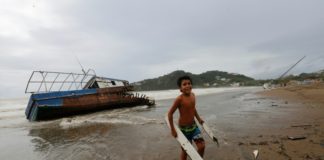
[168,75,205,160]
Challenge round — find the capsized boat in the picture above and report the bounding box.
[25,69,155,121]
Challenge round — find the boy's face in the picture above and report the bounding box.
[180,79,192,94]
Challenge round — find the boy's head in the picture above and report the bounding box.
[177,75,193,93]
[177,75,192,87]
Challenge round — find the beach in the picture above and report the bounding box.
[0,85,323,160]
[254,83,324,160]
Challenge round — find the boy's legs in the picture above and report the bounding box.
[181,139,205,159]
[180,147,187,160]
[194,139,205,157]
[180,123,205,159]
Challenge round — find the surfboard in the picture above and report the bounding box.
[165,114,203,160]
[195,118,219,146]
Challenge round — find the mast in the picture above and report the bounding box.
[278,56,306,79]
[76,56,86,75]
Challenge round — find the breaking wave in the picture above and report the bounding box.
[0,98,28,124]
[137,87,245,100]
[59,106,162,129]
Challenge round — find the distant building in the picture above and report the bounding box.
[316,70,324,74]
[287,79,322,86]
[203,83,210,87]
[231,82,240,87]
[302,79,321,85]
[229,73,239,76]
[287,80,302,86]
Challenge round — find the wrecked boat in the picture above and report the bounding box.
[25,69,155,121]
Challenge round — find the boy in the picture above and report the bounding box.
[168,75,205,160]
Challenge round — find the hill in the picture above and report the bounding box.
[133,70,259,91]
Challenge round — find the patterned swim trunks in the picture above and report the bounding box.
[179,123,203,142]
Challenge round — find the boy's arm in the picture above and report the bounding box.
[168,97,180,138]
[194,108,204,124]
[192,93,204,124]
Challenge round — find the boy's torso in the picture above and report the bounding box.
[178,93,196,126]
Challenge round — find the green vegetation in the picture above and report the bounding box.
[133,69,324,91]
[133,70,262,91]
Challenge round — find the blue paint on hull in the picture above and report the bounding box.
[25,89,97,121]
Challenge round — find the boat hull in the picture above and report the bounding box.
[25,87,153,121]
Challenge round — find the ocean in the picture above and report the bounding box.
[0,87,263,160]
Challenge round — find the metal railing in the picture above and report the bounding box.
[25,69,96,93]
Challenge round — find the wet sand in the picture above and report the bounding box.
[1,86,323,160]
[252,83,324,160]
[160,84,324,160]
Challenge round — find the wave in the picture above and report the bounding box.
[0,99,26,121]
[136,87,254,100]
[0,97,28,111]
[59,106,161,129]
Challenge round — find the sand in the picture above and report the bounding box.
[250,83,324,160]
[157,85,324,160]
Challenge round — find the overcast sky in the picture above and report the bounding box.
[1,0,324,98]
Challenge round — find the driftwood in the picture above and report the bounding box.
[288,136,306,140]
[291,124,312,128]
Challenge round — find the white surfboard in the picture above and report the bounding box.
[165,114,203,160]
[195,118,219,146]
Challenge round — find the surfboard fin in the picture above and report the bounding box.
[213,137,220,147]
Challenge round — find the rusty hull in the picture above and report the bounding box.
[32,86,154,120]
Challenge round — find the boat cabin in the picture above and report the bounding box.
[84,77,129,89]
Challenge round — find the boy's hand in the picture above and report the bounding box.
[199,119,204,124]
[171,129,177,138]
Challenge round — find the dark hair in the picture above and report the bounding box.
[177,75,192,87]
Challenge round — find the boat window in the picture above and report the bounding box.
[111,81,116,85]
[88,81,99,89]
[97,81,109,88]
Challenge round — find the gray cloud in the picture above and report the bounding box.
[1,0,324,98]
